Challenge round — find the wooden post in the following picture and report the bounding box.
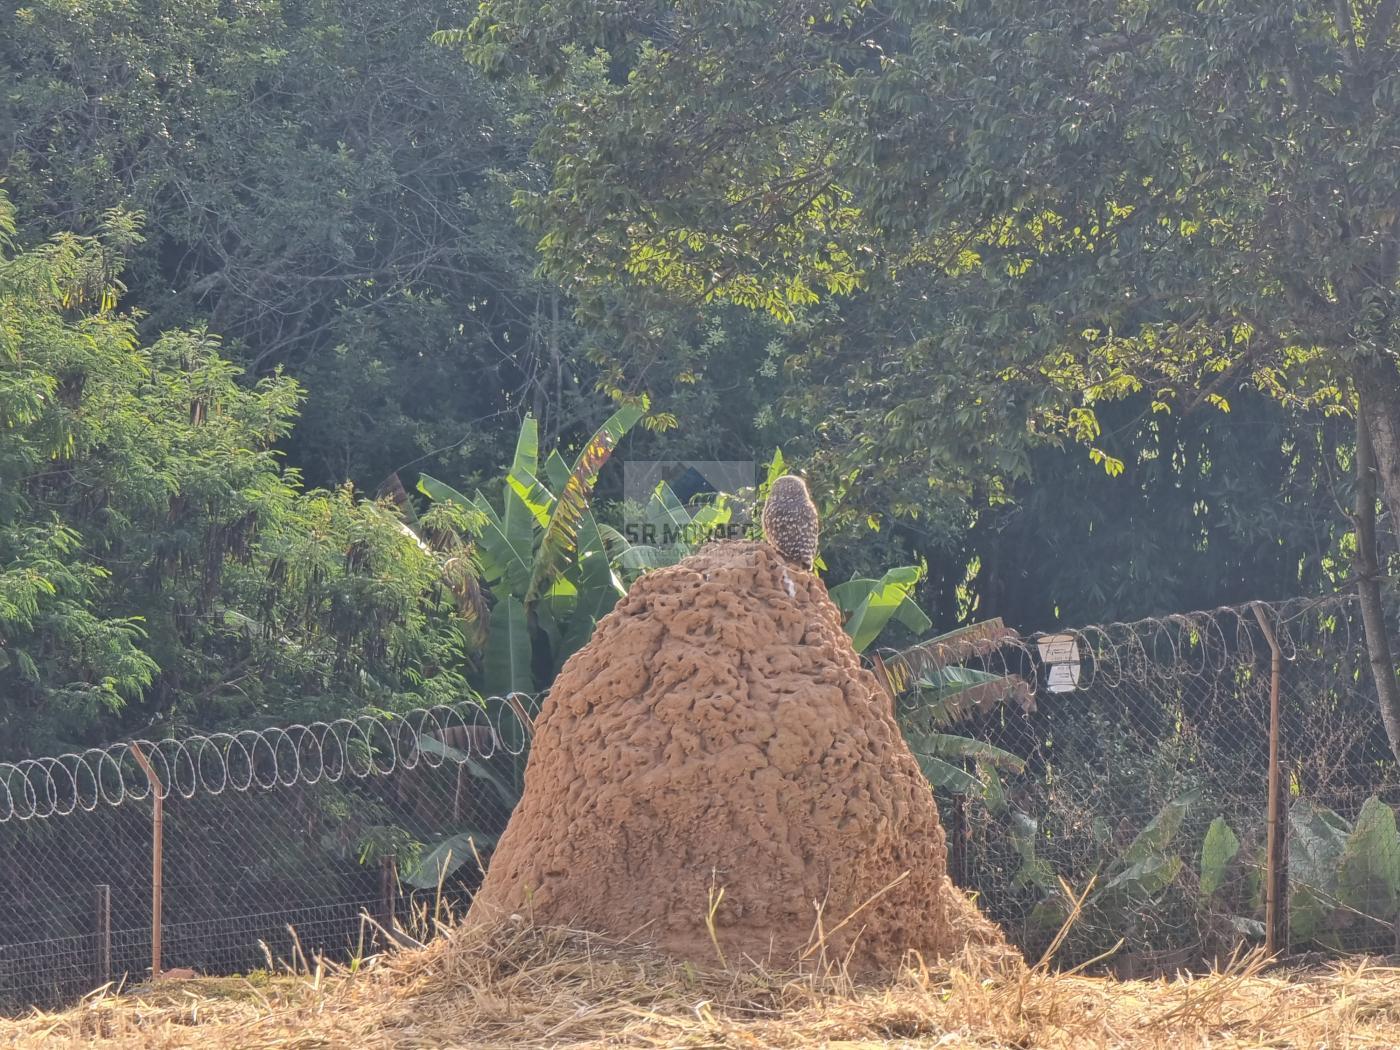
[94,884,111,987]
[1251,603,1287,956]
[379,853,398,937]
[129,743,164,979]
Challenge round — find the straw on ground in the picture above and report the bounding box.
[2,920,1398,1049]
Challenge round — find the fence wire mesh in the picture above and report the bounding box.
[2,594,1398,1012]
[936,594,1400,975]
[0,699,536,1012]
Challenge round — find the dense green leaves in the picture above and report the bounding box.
[3,0,1373,652]
[5,0,1400,774]
[1019,790,1202,933]
[0,0,600,491]
[1289,798,1355,944]
[457,0,1400,631]
[1288,796,1400,946]
[0,194,471,753]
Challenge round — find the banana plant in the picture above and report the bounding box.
[829,566,1034,802]
[829,566,1029,709]
[1197,816,1266,939]
[829,567,932,652]
[603,445,797,575]
[600,481,736,579]
[1287,795,1400,946]
[891,624,1032,802]
[417,406,642,695]
[871,619,1035,718]
[1023,789,1202,935]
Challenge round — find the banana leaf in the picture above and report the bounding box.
[646,478,692,533]
[831,565,927,653]
[873,618,1021,697]
[526,405,642,603]
[1288,797,1351,943]
[484,595,533,696]
[501,418,539,585]
[1199,816,1241,898]
[404,831,498,890]
[558,509,626,657]
[1337,796,1400,921]
[418,474,532,594]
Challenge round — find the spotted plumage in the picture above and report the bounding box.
[762,474,819,570]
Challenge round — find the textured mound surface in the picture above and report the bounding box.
[468,541,1010,969]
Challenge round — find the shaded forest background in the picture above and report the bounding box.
[0,0,1385,754]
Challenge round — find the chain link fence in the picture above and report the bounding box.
[2,594,1399,1012]
[0,699,535,1012]
[938,594,1400,975]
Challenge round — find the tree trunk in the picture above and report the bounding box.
[1352,382,1400,763]
[1356,359,1400,541]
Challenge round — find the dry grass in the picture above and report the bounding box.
[2,921,1399,1049]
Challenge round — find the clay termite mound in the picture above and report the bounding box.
[467,540,1014,970]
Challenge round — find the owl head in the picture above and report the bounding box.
[770,474,811,500]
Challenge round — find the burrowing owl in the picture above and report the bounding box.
[762,474,819,570]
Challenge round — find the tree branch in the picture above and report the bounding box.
[1334,0,1361,68]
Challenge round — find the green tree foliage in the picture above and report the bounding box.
[2,0,1391,746]
[457,0,1400,723]
[461,0,1400,450]
[0,0,791,497]
[0,194,470,754]
[967,393,1354,628]
[1,0,563,487]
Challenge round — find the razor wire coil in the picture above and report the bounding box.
[0,695,539,824]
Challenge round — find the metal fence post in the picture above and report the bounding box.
[94,884,111,987]
[129,743,164,979]
[1251,603,1288,956]
[379,853,398,937]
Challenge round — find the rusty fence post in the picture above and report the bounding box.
[128,743,164,980]
[1251,602,1287,956]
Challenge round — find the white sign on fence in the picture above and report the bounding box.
[1037,632,1082,693]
